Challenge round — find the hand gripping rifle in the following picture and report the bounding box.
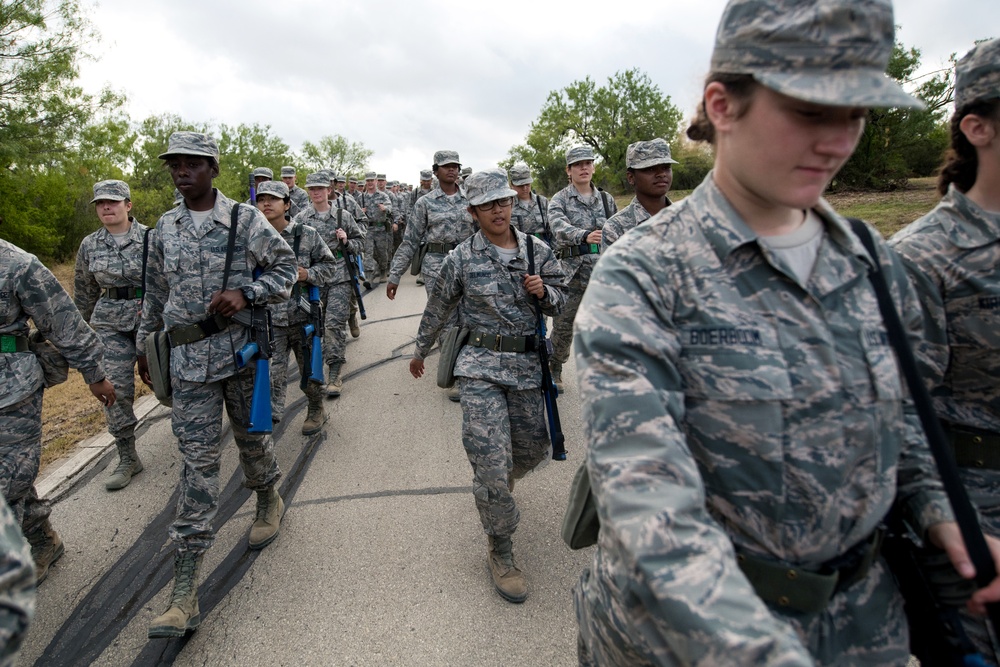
[526,238,566,461]
[338,208,367,320]
[299,285,325,391]
[234,268,273,434]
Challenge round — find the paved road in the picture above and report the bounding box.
[21,273,592,667]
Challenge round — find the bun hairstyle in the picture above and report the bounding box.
[686,73,758,145]
[937,98,1000,196]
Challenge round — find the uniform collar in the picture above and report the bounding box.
[939,185,1000,249]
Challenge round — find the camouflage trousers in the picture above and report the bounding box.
[0,494,34,662]
[959,466,1000,663]
[323,282,352,367]
[574,554,909,666]
[270,323,325,422]
[457,377,549,538]
[96,329,138,442]
[364,228,391,280]
[550,263,592,366]
[169,372,281,554]
[0,389,48,536]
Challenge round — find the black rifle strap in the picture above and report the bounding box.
[848,218,998,594]
[221,204,240,293]
[141,227,151,305]
[292,223,303,258]
[598,189,611,220]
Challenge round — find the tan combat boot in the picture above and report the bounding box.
[26,519,64,584]
[148,551,202,638]
[248,487,284,550]
[487,535,527,603]
[446,386,461,402]
[302,399,327,436]
[106,437,144,491]
[549,361,564,393]
[326,363,343,398]
[349,310,361,338]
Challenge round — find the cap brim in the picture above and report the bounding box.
[468,187,517,206]
[629,158,678,169]
[158,150,217,160]
[755,69,924,109]
[91,195,127,204]
[510,178,533,186]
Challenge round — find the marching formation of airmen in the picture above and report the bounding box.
[1,1,999,664]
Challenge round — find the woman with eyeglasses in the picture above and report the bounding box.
[407,169,567,605]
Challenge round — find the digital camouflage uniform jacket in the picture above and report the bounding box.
[413,227,567,389]
[388,188,475,284]
[288,185,310,220]
[0,240,106,409]
[548,185,617,281]
[511,194,551,242]
[136,190,296,384]
[600,196,670,251]
[574,175,952,665]
[355,190,393,231]
[293,205,366,286]
[73,218,150,332]
[274,221,336,328]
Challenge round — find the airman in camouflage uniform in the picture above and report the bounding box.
[0,494,34,666]
[572,2,1000,665]
[137,132,296,639]
[74,180,150,492]
[294,173,366,397]
[547,145,617,390]
[509,163,552,244]
[601,138,677,250]
[331,175,365,338]
[254,180,336,433]
[280,166,310,219]
[890,37,1000,664]
[410,169,436,287]
[388,151,475,300]
[246,167,272,205]
[0,240,115,584]
[409,170,566,603]
[357,171,393,285]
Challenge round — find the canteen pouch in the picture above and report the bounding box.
[146,330,172,407]
[436,326,469,389]
[28,330,69,388]
[410,243,428,276]
[562,461,600,549]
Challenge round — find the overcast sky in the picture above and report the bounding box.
[76,0,993,183]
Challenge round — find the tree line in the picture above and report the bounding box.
[0,0,960,262]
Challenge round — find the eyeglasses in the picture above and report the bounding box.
[474,197,514,212]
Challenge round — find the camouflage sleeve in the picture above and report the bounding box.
[575,248,813,665]
[303,228,336,288]
[22,257,105,384]
[0,496,35,667]
[890,238,949,392]
[136,227,167,356]
[547,191,588,247]
[879,240,953,533]
[339,210,366,256]
[413,253,463,359]
[601,216,625,252]
[72,240,101,323]
[389,196,426,283]
[382,192,393,215]
[534,238,567,317]
[243,207,296,306]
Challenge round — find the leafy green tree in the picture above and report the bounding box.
[298,134,373,179]
[505,69,683,195]
[836,42,953,190]
[215,122,292,199]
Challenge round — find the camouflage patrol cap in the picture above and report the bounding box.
[509,162,533,186]
[465,169,517,206]
[565,145,595,165]
[305,172,330,188]
[364,171,377,180]
[955,38,1000,110]
[335,174,347,183]
[376,173,387,180]
[280,166,296,177]
[251,167,273,179]
[316,169,333,182]
[91,179,131,203]
[626,138,679,169]
[433,150,461,167]
[710,0,921,109]
[460,167,472,176]
[419,169,433,181]
[158,132,220,160]
[257,180,290,199]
